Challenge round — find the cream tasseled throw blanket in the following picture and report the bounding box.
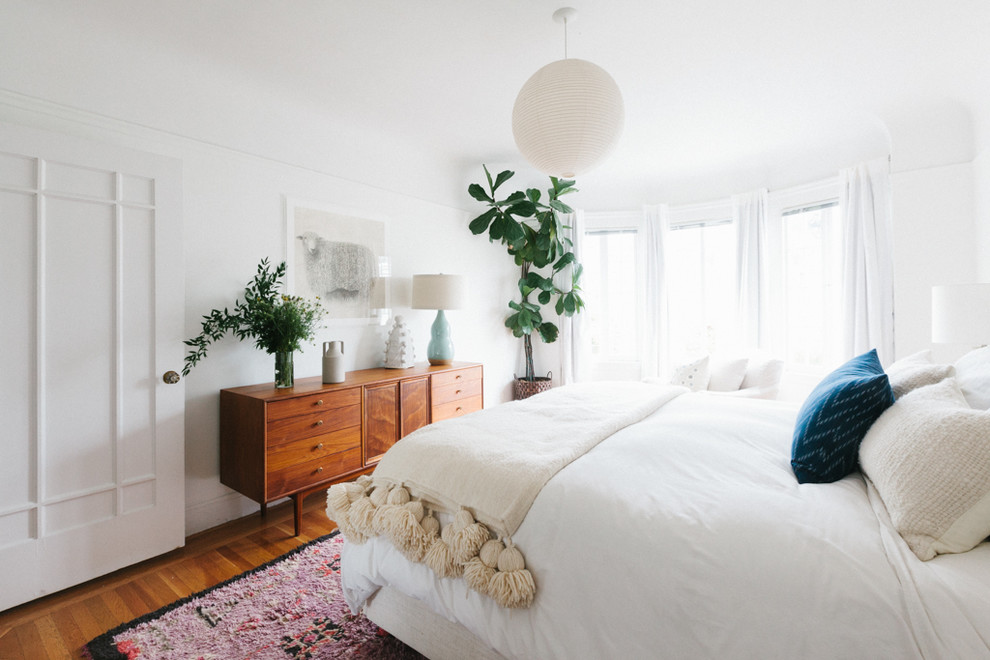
[327,382,685,608]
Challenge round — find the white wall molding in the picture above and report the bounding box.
[0,88,466,215]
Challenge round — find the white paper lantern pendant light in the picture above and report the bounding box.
[512,7,624,178]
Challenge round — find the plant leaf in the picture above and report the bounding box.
[507,200,537,217]
[493,169,514,191]
[553,252,576,271]
[537,322,559,343]
[468,183,492,203]
[468,208,497,235]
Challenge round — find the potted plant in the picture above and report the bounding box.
[468,166,585,399]
[182,258,326,388]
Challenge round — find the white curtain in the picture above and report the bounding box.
[840,157,894,364]
[559,210,589,384]
[642,204,670,379]
[733,189,769,350]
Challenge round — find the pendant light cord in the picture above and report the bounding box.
[563,17,569,58]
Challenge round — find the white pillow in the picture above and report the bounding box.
[707,356,749,392]
[669,355,710,392]
[886,349,954,398]
[859,378,990,561]
[954,346,990,409]
[740,357,784,391]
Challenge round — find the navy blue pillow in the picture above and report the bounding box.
[791,349,894,484]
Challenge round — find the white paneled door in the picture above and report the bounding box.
[0,123,184,611]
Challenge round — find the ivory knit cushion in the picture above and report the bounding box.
[885,349,954,398]
[707,357,749,392]
[860,378,990,561]
[669,355,710,392]
[954,346,990,410]
[791,349,894,484]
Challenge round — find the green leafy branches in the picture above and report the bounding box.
[181,258,326,376]
[468,165,586,379]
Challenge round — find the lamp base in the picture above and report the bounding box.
[427,309,455,365]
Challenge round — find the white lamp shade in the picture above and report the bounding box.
[932,283,990,344]
[411,274,466,310]
[512,58,624,178]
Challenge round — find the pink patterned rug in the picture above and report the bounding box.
[84,532,423,659]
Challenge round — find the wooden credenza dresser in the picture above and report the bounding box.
[220,361,483,535]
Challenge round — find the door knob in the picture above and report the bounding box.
[162,371,181,384]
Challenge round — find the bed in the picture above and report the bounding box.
[327,354,990,659]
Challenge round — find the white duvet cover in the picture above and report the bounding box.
[342,392,990,659]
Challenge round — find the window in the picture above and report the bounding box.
[577,179,844,393]
[585,230,638,360]
[665,202,736,361]
[780,201,840,369]
[583,213,642,381]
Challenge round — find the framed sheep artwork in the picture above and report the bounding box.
[285,198,388,324]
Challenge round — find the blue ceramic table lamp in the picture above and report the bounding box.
[411,274,466,365]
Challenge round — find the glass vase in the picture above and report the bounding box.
[274,350,294,388]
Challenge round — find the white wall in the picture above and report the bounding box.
[890,162,977,363]
[973,143,990,282]
[0,95,520,535]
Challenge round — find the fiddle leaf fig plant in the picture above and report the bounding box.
[468,165,585,381]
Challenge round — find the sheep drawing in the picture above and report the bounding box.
[296,231,375,304]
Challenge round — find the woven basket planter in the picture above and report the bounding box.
[513,375,552,400]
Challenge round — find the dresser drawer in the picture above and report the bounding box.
[266,425,361,472]
[432,394,483,422]
[267,448,362,499]
[431,365,482,392]
[267,403,360,446]
[267,388,361,422]
[432,376,482,406]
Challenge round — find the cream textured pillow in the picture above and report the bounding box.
[954,346,990,409]
[707,357,749,391]
[860,379,990,561]
[669,355,710,392]
[886,349,954,398]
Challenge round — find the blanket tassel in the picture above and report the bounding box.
[488,540,535,608]
[424,522,462,578]
[450,508,490,563]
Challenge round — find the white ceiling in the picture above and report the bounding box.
[3,1,989,210]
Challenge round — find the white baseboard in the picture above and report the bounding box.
[184,491,265,537]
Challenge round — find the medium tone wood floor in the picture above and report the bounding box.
[0,492,338,660]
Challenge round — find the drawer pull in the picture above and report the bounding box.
[317,466,324,473]
[455,389,462,394]
[315,420,324,426]
[456,406,463,411]
[455,374,462,380]
[316,442,324,450]
[316,399,324,406]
